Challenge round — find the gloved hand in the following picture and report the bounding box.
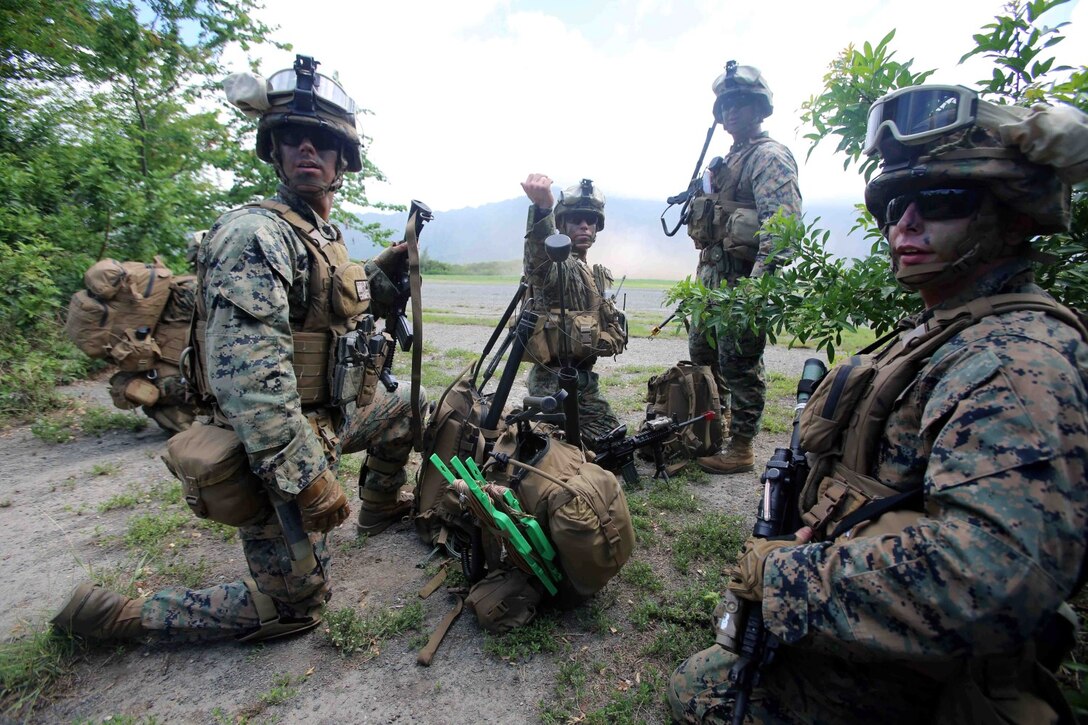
[727,528,812,601]
[295,469,350,533]
[371,242,407,277]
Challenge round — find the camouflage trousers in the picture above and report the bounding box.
[142,384,419,641]
[667,643,1020,724]
[526,362,619,449]
[688,256,766,440]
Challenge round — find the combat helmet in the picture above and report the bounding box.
[712,61,774,123]
[555,178,606,230]
[223,55,362,178]
[862,84,1084,289]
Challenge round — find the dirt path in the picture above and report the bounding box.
[1,320,821,724]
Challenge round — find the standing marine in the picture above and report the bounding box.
[520,173,628,448]
[686,61,801,475]
[669,84,1088,723]
[51,55,422,643]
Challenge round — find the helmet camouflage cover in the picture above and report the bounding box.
[224,55,363,173]
[712,61,774,122]
[555,178,606,230]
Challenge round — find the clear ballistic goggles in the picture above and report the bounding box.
[267,68,357,117]
[864,85,978,157]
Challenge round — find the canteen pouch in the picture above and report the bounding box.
[721,206,761,262]
[163,422,270,527]
[464,568,540,634]
[687,195,725,247]
[109,329,161,372]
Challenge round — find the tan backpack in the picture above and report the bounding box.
[642,362,723,461]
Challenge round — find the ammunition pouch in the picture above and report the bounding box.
[464,568,541,634]
[162,422,271,527]
[525,308,605,364]
[329,320,383,411]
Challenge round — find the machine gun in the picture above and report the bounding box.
[716,357,827,724]
[593,411,717,486]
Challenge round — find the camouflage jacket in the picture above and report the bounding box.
[523,205,615,315]
[759,259,1088,712]
[199,185,397,494]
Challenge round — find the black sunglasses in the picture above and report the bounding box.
[886,188,983,226]
[565,212,598,226]
[276,126,341,153]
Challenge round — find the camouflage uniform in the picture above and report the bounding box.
[670,259,1088,722]
[141,186,416,640]
[688,133,800,439]
[523,206,621,446]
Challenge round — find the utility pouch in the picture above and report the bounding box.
[566,311,601,360]
[110,328,161,372]
[721,206,761,262]
[687,195,725,247]
[525,312,558,364]
[464,568,541,634]
[162,422,270,527]
[798,356,876,455]
[330,262,371,319]
[330,329,367,407]
[109,372,160,409]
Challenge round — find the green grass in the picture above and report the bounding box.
[259,673,298,706]
[0,626,82,720]
[580,667,666,724]
[89,462,122,476]
[646,477,701,513]
[619,560,664,593]
[483,613,566,661]
[323,602,424,657]
[81,407,147,436]
[672,513,748,575]
[29,413,78,443]
[98,491,143,512]
[123,511,191,552]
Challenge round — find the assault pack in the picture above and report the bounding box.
[65,257,207,433]
[640,361,723,468]
[413,258,634,657]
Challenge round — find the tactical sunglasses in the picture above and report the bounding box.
[565,212,599,226]
[885,188,984,226]
[268,69,357,116]
[275,125,341,153]
[864,85,978,156]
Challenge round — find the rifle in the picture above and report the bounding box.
[593,411,717,486]
[660,122,717,237]
[648,307,688,339]
[717,357,827,724]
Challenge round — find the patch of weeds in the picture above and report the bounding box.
[195,518,238,542]
[539,659,589,724]
[123,510,191,552]
[338,453,363,480]
[259,673,299,706]
[89,462,122,476]
[441,348,479,365]
[646,477,700,513]
[89,556,153,599]
[576,596,617,636]
[484,613,565,661]
[582,667,666,724]
[157,556,212,588]
[0,625,82,720]
[680,466,710,486]
[645,621,715,667]
[81,406,147,436]
[324,602,424,657]
[619,560,663,593]
[408,632,430,650]
[672,513,747,574]
[30,412,78,444]
[148,479,184,506]
[629,513,657,547]
[98,490,143,512]
[762,372,801,435]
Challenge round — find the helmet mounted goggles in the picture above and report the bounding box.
[267,56,357,119]
[863,85,978,157]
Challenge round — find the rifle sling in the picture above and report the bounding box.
[406,209,424,450]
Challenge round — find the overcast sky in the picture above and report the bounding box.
[223,0,1084,213]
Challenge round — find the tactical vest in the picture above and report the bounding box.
[687,137,772,262]
[190,200,372,409]
[525,261,627,365]
[797,292,1088,540]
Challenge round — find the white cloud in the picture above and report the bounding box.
[228,0,1083,211]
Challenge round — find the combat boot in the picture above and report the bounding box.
[51,582,146,640]
[356,488,413,537]
[696,436,755,475]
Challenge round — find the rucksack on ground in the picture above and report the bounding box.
[641,361,723,463]
[65,258,205,433]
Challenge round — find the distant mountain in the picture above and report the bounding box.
[344,196,873,281]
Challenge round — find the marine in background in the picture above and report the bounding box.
[520,174,628,449]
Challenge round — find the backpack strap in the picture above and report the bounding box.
[416,593,464,667]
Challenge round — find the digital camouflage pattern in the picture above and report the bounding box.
[670,260,1088,723]
[689,133,800,440]
[523,207,621,446]
[140,185,415,640]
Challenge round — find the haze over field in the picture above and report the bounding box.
[346,197,866,281]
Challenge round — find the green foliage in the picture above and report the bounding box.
[580,668,665,724]
[323,602,423,657]
[672,514,748,574]
[0,626,81,720]
[123,511,191,551]
[483,614,565,661]
[259,673,299,706]
[619,560,664,593]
